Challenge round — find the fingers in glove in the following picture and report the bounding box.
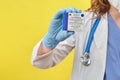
[54,9,66,19]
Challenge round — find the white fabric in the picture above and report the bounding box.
[108,0,120,12]
[31,12,108,80]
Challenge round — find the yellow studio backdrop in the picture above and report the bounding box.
[0,0,90,80]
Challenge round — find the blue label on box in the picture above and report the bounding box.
[62,11,68,30]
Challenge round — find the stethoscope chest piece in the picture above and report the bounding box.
[80,53,91,66]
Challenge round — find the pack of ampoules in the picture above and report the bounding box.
[62,11,85,32]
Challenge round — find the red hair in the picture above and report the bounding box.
[88,0,111,18]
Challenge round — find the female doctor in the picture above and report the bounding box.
[31,0,120,80]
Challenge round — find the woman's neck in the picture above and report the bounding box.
[109,6,120,29]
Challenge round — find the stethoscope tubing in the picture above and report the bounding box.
[81,17,101,66]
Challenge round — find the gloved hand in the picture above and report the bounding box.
[42,8,81,48]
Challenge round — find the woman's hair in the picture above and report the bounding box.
[88,0,111,18]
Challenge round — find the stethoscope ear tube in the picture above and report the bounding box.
[80,17,101,66]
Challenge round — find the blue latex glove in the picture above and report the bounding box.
[42,8,81,48]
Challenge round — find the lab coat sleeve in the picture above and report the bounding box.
[31,34,75,69]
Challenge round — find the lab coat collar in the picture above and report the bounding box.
[94,13,108,48]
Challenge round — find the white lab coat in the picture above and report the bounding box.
[31,11,108,80]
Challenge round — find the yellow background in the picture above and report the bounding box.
[0,0,90,80]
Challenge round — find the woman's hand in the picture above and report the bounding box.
[42,8,81,48]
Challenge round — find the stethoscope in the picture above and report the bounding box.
[80,17,101,66]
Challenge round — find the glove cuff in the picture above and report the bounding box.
[42,33,59,48]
